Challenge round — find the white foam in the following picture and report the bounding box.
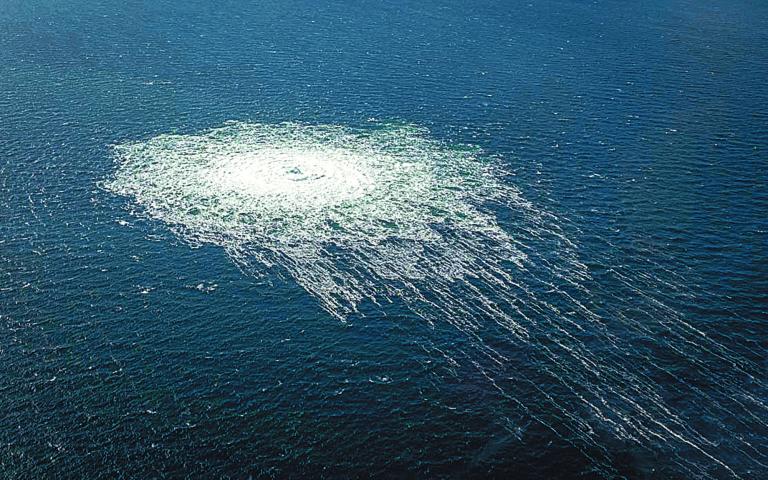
[106,121,528,322]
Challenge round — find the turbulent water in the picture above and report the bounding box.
[106,122,531,320]
[2,0,767,478]
[105,122,767,478]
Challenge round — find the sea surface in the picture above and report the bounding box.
[1,1,767,478]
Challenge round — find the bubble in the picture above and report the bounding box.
[106,121,529,323]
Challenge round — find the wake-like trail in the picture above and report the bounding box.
[106,121,766,478]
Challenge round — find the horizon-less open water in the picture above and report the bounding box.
[1,1,767,478]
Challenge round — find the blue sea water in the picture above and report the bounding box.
[1,0,767,478]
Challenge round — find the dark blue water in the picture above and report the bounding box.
[2,1,767,478]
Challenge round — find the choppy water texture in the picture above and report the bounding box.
[2,0,768,479]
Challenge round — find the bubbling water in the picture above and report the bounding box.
[106,121,766,478]
[107,121,530,320]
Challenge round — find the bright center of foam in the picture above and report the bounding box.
[207,147,373,207]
